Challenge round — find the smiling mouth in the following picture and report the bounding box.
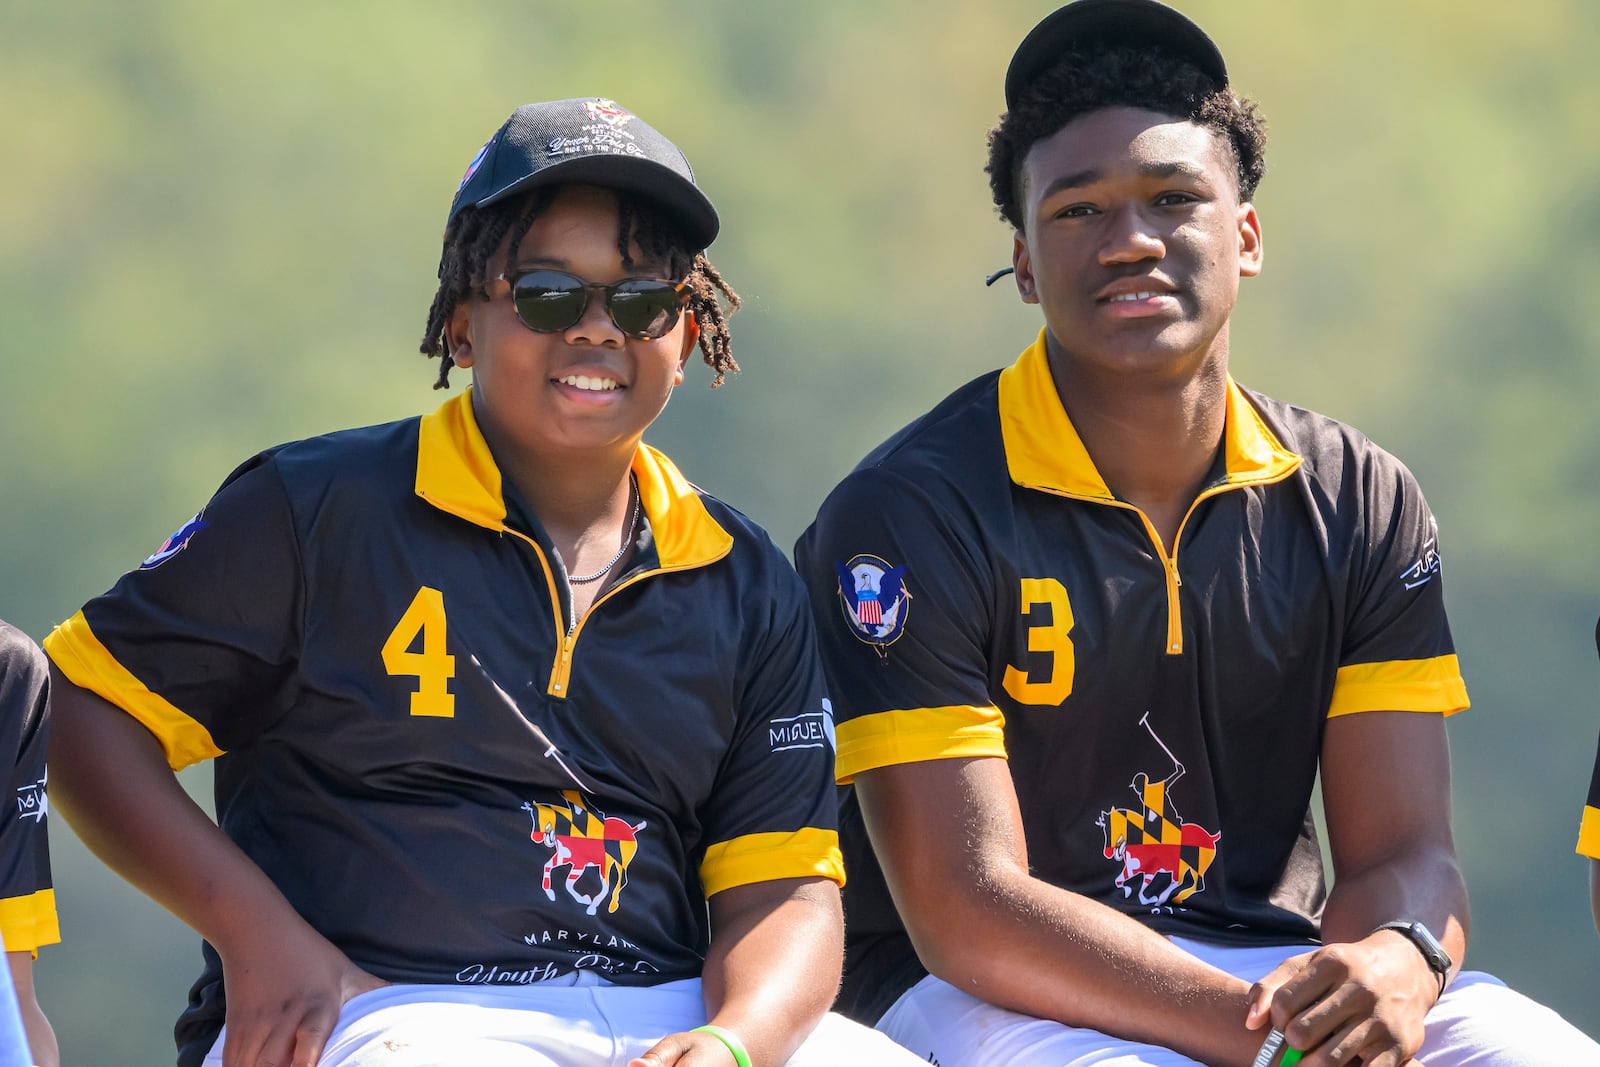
[556,374,621,392]
[1104,291,1170,303]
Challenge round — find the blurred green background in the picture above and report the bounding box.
[3,1,1597,1062]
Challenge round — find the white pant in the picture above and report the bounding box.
[876,937,1599,1066]
[203,976,927,1067]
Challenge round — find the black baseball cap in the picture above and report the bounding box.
[445,97,719,250]
[1004,0,1228,110]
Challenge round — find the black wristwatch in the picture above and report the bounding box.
[1375,920,1452,996]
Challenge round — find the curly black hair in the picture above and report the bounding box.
[419,187,741,389]
[987,43,1267,231]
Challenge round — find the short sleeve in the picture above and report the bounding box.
[1328,455,1468,718]
[1579,725,1600,859]
[795,467,1003,783]
[695,567,843,898]
[43,454,303,768]
[0,625,58,953]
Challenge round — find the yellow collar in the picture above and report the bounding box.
[414,390,733,570]
[997,330,1301,499]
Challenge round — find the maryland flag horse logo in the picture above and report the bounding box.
[524,792,647,916]
[1095,714,1220,907]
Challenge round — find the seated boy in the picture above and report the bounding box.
[45,98,920,1067]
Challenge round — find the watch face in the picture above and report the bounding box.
[1388,921,1452,974]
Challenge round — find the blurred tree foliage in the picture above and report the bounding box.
[1,1,1595,1062]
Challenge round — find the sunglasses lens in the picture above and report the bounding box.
[608,280,688,339]
[508,272,688,339]
[511,272,587,333]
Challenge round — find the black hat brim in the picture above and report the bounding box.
[466,153,719,251]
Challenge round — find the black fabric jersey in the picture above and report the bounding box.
[796,334,1468,1024]
[1580,749,1600,860]
[0,623,57,955]
[46,391,843,1065]
[1579,617,1599,860]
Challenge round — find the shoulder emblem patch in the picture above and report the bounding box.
[140,513,207,569]
[835,554,911,648]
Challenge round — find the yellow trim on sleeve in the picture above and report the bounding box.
[699,828,844,897]
[1326,655,1469,718]
[1578,806,1600,859]
[0,890,59,953]
[834,705,1007,784]
[43,611,224,770]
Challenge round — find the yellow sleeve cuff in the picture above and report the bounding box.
[699,828,844,897]
[0,890,59,954]
[834,705,1007,784]
[43,611,223,770]
[1327,655,1469,719]
[1577,806,1600,859]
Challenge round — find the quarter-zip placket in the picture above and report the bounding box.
[1039,481,1246,657]
[420,461,733,701]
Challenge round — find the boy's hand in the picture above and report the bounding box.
[1245,935,1434,1067]
[217,924,388,1067]
[628,1029,739,1067]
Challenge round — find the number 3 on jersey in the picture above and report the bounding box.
[1002,577,1075,706]
[382,586,456,717]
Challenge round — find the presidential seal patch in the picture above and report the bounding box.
[835,555,910,649]
[140,513,207,569]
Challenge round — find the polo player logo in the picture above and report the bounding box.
[1095,713,1220,908]
[523,791,647,916]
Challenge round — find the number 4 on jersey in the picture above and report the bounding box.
[382,586,456,717]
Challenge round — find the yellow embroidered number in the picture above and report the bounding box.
[1001,577,1075,706]
[381,586,456,717]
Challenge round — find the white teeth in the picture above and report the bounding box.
[1109,291,1164,302]
[558,375,620,392]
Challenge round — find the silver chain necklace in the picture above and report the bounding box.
[568,476,641,584]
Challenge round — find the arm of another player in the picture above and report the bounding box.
[630,876,843,1067]
[1590,615,1600,938]
[48,671,387,1067]
[860,755,1271,1065]
[1248,710,1462,1066]
[1587,863,1600,940]
[1591,861,1600,938]
[6,952,55,1067]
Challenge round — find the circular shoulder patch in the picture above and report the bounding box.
[833,554,911,648]
[140,513,207,569]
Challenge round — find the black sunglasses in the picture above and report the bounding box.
[496,270,691,340]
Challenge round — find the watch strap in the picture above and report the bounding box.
[1375,920,1450,996]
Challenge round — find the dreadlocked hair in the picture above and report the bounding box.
[419,187,741,389]
[986,43,1267,231]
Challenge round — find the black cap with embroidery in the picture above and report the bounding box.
[445,97,720,250]
[1004,0,1228,110]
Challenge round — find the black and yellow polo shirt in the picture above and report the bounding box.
[1580,757,1600,862]
[0,623,58,958]
[1579,617,1599,862]
[46,390,842,1066]
[796,332,1468,1024]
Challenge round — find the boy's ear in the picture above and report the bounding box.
[674,313,701,385]
[446,302,475,368]
[1237,203,1263,278]
[1013,230,1039,304]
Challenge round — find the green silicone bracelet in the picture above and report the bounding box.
[1251,1029,1303,1067]
[693,1024,753,1067]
